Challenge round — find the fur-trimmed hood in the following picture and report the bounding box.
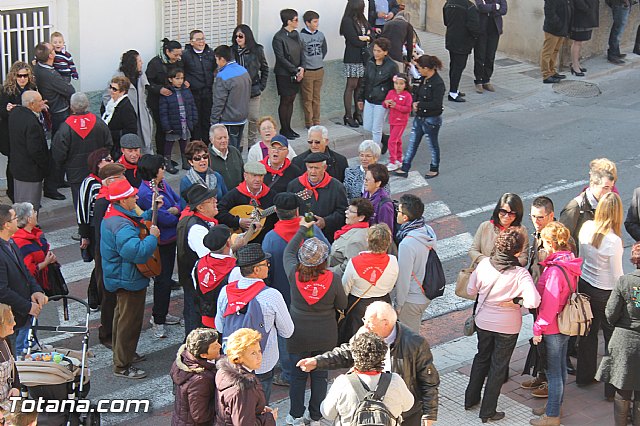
[215,357,260,392]
[170,344,216,386]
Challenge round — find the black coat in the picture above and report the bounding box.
[291,148,349,183]
[358,56,399,105]
[264,161,302,194]
[381,17,414,62]
[444,0,481,54]
[624,187,640,241]
[368,0,401,27]
[145,56,183,113]
[414,72,445,117]
[8,106,49,182]
[272,28,303,77]
[571,0,599,30]
[340,16,371,64]
[0,84,37,156]
[216,185,277,245]
[543,0,574,37]
[103,97,138,150]
[232,44,269,98]
[181,44,216,91]
[475,0,508,35]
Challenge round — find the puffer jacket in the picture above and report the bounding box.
[358,56,398,105]
[159,86,198,133]
[181,44,216,91]
[314,322,439,421]
[100,204,157,292]
[170,344,217,426]
[214,358,276,426]
[232,44,269,98]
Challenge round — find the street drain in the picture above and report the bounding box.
[553,80,601,98]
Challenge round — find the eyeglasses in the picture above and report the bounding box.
[235,34,245,39]
[346,208,358,214]
[530,213,549,221]
[256,260,270,268]
[109,86,119,92]
[16,74,29,78]
[498,209,517,218]
[9,216,17,222]
[192,37,205,42]
[307,140,322,145]
[101,156,113,162]
[192,154,209,161]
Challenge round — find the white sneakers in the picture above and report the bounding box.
[149,314,183,338]
[164,314,182,325]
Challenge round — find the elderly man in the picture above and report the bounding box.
[117,134,143,188]
[8,91,49,210]
[217,161,276,244]
[287,153,348,243]
[297,301,439,425]
[260,134,301,193]
[292,125,348,182]
[182,30,216,140]
[208,124,244,189]
[52,92,113,209]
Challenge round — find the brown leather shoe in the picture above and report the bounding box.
[532,383,549,398]
[521,377,545,389]
[475,84,484,94]
[483,83,496,92]
[529,415,560,426]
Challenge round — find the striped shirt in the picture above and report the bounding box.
[76,176,101,238]
[53,48,78,79]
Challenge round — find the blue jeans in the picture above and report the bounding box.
[256,369,274,405]
[363,101,388,145]
[402,115,443,173]
[544,333,569,417]
[289,352,328,421]
[225,124,245,151]
[277,334,292,382]
[609,5,630,56]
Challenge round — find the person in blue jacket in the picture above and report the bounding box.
[100,179,159,379]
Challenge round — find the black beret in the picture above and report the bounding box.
[304,152,329,164]
[274,192,299,211]
[203,225,232,251]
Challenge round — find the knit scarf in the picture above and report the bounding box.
[65,113,96,139]
[185,167,218,193]
[273,218,301,242]
[223,280,266,317]
[351,252,390,285]
[396,217,426,242]
[295,271,333,305]
[489,250,521,272]
[334,222,369,242]
[261,157,291,177]
[297,172,332,200]
[236,182,270,206]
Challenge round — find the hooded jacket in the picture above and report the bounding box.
[170,344,217,426]
[534,251,583,336]
[394,225,436,309]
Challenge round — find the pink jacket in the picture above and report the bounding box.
[383,89,413,126]
[533,251,583,336]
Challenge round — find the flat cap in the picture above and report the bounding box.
[304,152,329,164]
[120,133,143,149]
[244,161,267,175]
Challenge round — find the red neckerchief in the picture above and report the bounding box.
[65,113,96,139]
[223,280,266,317]
[351,252,391,285]
[353,369,382,376]
[295,271,333,305]
[196,255,236,294]
[297,172,332,200]
[490,219,506,232]
[273,218,300,242]
[118,156,137,177]
[178,206,218,224]
[235,182,270,206]
[103,204,138,226]
[334,222,369,241]
[260,157,291,177]
[89,173,102,184]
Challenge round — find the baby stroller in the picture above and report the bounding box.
[16,295,99,426]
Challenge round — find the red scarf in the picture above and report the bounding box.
[273,218,301,242]
[490,219,506,232]
[65,113,96,139]
[223,280,266,317]
[261,157,291,177]
[103,204,139,227]
[334,222,369,241]
[353,369,382,376]
[297,172,332,200]
[118,156,138,176]
[295,271,333,305]
[196,255,236,294]
[236,182,270,206]
[178,206,218,224]
[351,252,391,285]
[89,173,102,184]
[97,185,109,200]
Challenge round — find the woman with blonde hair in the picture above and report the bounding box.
[530,222,582,426]
[0,304,20,403]
[246,116,297,162]
[576,192,624,398]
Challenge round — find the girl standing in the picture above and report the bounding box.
[383,73,412,171]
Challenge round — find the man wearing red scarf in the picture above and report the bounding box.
[117,134,143,188]
[217,161,276,244]
[260,134,302,193]
[287,152,348,243]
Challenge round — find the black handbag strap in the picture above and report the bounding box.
[551,265,574,293]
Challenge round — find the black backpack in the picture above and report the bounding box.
[423,249,446,300]
[347,372,397,426]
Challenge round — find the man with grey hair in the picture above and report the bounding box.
[52,92,113,210]
[297,301,440,425]
[292,125,348,182]
[207,124,244,189]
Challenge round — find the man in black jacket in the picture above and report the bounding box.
[291,126,348,183]
[444,0,481,102]
[368,0,401,31]
[540,0,572,83]
[297,301,439,426]
[182,30,216,140]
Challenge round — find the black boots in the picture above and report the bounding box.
[634,25,640,55]
[614,395,631,426]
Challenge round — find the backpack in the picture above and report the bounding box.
[553,265,593,336]
[377,197,399,235]
[221,288,269,353]
[421,249,446,300]
[347,372,397,426]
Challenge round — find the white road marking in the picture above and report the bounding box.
[423,201,452,222]
[436,233,475,263]
[47,226,79,250]
[389,171,428,194]
[60,260,94,284]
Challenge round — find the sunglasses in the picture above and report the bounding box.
[101,156,113,162]
[109,86,119,92]
[498,209,517,218]
[235,34,245,39]
[17,74,29,78]
[307,140,322,145]
[192,154,209,161]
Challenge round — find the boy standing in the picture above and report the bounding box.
[299,11,327,128]
[50,32,78,82]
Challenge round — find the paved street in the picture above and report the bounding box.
[2,29,639,425]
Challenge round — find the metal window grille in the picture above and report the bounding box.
[0,6,51,81]
[163,0,239,49]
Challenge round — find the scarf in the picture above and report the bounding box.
[178,206,218,225]
[88,173,102,184]
[185,167,218,193]
[334,222,369,242]
[103,204,140,228]
[118,156,137,177]
[259,141,269,159]
[236,182,270,206]
[297,172,332,200]
[101,94,128,124]
[351,252,391,285]
[196,255,236,294]
[223,280,266,317]
[489,250,521,272]
[96,185,109,200]
[65,113,96,139]
[295,271,333,305]
[174,87,189,140]
[261,157,291,177]
[489,219,506,232]
[273,218,301,243]
[396,217,426,242]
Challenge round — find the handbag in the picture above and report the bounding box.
[46,262,69,297]
[456,258,480,300]
[463,273,502,336]
[554,266,593,336]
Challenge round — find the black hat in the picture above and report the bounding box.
[203,225,232,251]
[274,192,299,211]
[236,243,271,268]
[186,184,216,209]
[304,152,329,164]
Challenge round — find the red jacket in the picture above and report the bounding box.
[12,227,49,287]
[383,89,413,126]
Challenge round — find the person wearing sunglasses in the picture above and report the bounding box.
[469,192,529,267]
[292,125,348,183]
[179,140,227,208]
[101,76,137,160]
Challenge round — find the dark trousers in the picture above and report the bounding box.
[577,278,615,397]
[96,245,116,345]
[150,108,166,156]
[152,242,176,324]
[112,287,147,371]
[465,327,519,418]
[289,351,328,421]
[5,162,13,202]
[181,272,200,339]
[474,24,500,84]
[256,369,274,405]
[190,88,212,141]
[448,52,469,94]
[70,182,81,212]
[225,124,245,152]
[401,412,422,426]
[44,111,69,193]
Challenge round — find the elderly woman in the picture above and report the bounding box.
[321,331,413,425]
[137,154,182,339]
[596,242,640,426]
[283,218,347,425]
[179,140,227,208]
[340,223,399,343]
[364,163,394,232]
[101,76,137,160]
[215,328,277,425]
[465,228,540,423]
[330,198,374,274]
[0,304,20,402]
[344,140,387,201]
[247,116,297,163]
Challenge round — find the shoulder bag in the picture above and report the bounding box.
[456,257,480,300]
[463,272,501,336]
[553,265,593,336]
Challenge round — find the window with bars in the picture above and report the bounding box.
[0,6,51,81]
[163,0,239,48]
